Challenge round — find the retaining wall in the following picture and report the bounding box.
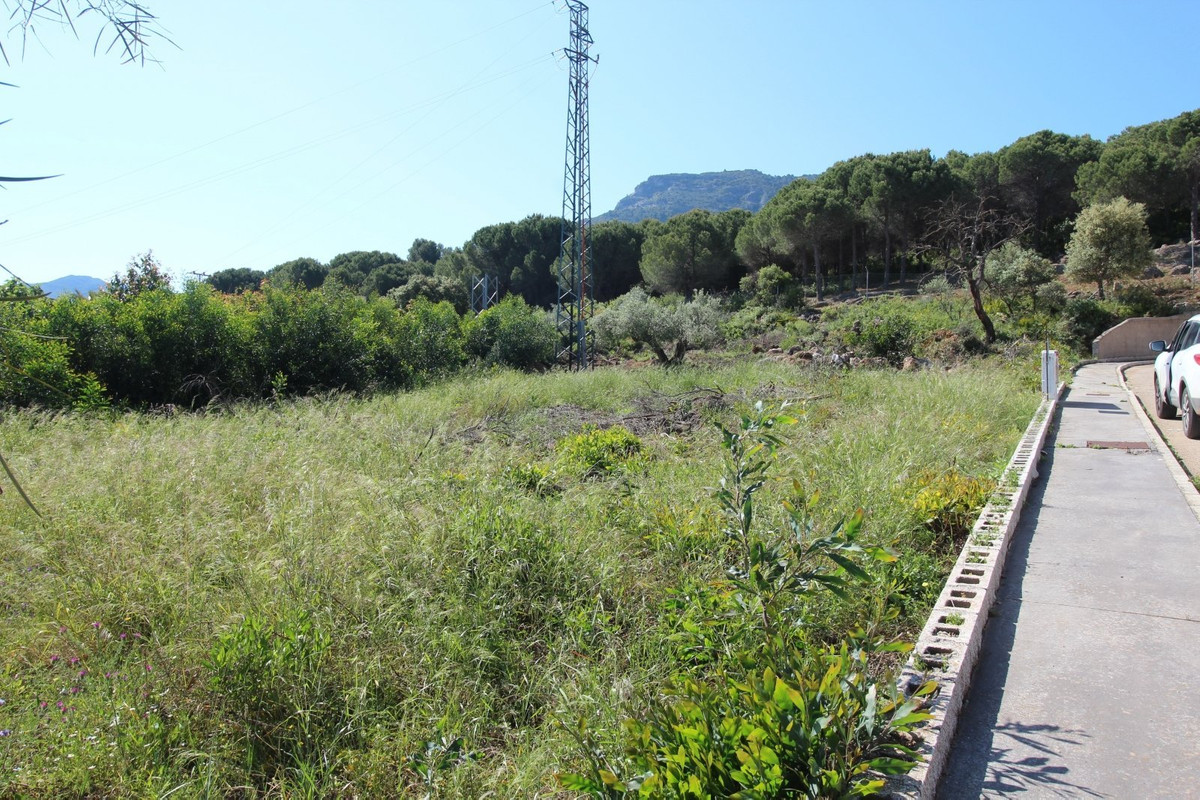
[1091,314,1188,360]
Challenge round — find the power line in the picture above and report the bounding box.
[220,15,559,262]
[4,2,556,220]
[0,53,555,249]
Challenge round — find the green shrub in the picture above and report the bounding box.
[557,425,644,478]
[722,304,800,341]
[464,295,557,370]
[559,404,929,797]
[739,264,801,309]
[1113,283,1176,318]
[1056,297,1119,352]
[0,286,101,408]
[909,469,994,543]
[392,297,467,381]
[847,311,917,362]
[592,288,725,365]
[504,461,561,496]
[561,638,931,798]
[388,275,469,314]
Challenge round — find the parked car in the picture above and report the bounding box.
[1150,314,1200,437]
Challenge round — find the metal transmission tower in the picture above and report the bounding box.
[556,0,597,369]
[469,274,498,313]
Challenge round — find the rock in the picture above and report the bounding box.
[1172,264,1192,276]
[787,344,804,355]
[1142,265,1164,279]
[902,356,933,371]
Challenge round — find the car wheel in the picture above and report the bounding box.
[1183,386,1200,439]
[1156,373,1177,419]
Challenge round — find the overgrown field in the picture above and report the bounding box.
[0,360,1040,797]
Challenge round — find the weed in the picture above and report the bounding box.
[556,424,645,478]
[910,469,995,544]
[558,403,930,797]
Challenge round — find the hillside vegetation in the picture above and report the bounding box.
[0,360,1039,796]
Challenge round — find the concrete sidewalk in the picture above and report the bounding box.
[938,363,1200,798]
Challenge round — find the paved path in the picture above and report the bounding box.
[938,362,1200,798]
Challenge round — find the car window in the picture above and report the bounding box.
[1175,322,1198,350]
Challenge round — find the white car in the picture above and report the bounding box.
[1150,314,1200,437]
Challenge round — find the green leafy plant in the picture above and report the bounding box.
[504,461,561,496]
[557,425,644,478]
[910,469,994,543]
[558,403,930,797]
[207,605,344,780]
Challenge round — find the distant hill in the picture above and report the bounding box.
[596,169,807,224]
[38,275,105,298]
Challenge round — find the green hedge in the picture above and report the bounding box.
[1,284,473,409]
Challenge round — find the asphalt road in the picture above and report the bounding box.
[1122,362,1200,479]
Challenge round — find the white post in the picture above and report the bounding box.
[1041,348,1059,396]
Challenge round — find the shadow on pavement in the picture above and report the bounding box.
[1060,400,1123,412]
[938,406,1104,799]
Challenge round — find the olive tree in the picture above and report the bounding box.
[986,242,1057,314]
[592,287,725,366]
[1065,197,1153,300]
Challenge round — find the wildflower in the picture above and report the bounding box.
[91,622,101,629]
[0,730,11,737]
[49,655,60,666]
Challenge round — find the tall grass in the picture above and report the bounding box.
[0,360,1038,796]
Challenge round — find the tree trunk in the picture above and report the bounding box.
[851,227,859,290]
[883,225,892,288]
[813,243,824,302]
[1191,182,1199,255]
[1097,280,1105,301]
[967,275,996,343]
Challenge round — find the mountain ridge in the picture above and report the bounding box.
[38,275,106,298]
[596,169,806,224]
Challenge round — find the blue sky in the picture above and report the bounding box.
[1,1,1196,285]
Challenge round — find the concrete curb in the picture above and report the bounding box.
[886,383,1063,799]
[1117,363,1200,524]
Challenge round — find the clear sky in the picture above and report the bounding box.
[1,0,1196,285]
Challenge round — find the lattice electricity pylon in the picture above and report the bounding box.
[470,274,498,313]
[555,0,597,370]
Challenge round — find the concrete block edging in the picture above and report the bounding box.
[886,382,1064,799]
